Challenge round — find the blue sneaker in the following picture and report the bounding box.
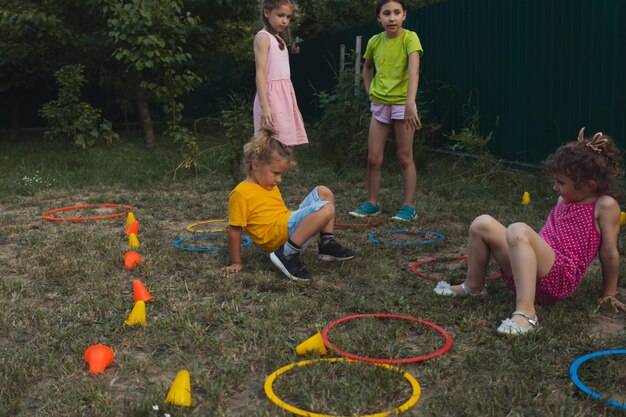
[391,205,417,221]
[349,201,381,218]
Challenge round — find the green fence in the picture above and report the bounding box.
[291,0,626,163]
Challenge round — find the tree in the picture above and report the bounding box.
[0,1,69,138]
[295,0,443,41]
[104,0,202,150]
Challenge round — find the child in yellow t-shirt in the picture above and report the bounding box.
[226,126,355,281]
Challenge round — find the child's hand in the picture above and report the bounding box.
[404,104,421,130]
[224,263,243,273]
[597,295,626,312]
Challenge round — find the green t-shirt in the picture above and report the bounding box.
[364,30,423,105]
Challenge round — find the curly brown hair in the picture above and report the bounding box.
[544,129,624,200]
[241,126,294,176]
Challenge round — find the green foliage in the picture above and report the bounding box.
[40,65,118,148]
[313,61,370,172]
[447,89,498,157]
[219,94,254,183]
[105,0,203,164]
[0,1,69,91]
[296,0,444,40]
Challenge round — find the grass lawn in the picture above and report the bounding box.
[0,132,624,417]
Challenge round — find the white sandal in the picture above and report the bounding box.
[496,311,539,335]
[433,281,487,297]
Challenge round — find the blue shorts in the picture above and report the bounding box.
[288,187,329,248]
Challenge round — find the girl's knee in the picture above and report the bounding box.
[316,185,334,202]
[396,151,414,168]
[367,153,383,168]
[506,222,532,244]
[470,214,497,232]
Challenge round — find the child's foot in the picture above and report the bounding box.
[270,246,312,281]
[391,205,417,221]
[433,281,487,297]
[349,201,381,218]
[496,311,538,335]
[317,239,356,261]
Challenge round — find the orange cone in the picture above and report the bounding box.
[133,279,153,303]
[124,220,139,236]
[124,251,142,270]
[124,211,137,227]
[295,331,327,355]
[620,211,626,226]
[521,191,531,205]
[84,344,114,375]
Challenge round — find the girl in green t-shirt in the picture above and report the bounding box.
[349,0,424,222]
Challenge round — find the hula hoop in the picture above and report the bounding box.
[411,255,501,281]
[264,357,421,417]
[335,220,384,228]
[185,219,227,233]
[569,349,626,409]
[321,313,453,364]
[369,229,445,246]
[43,204,133,222]
[173,233,252,252]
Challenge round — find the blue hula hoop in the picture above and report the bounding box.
[173,233,252,253]
[369,229,445,246]
[569,349,626,409]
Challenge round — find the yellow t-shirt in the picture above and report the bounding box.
[228,181,292,252]
[364,29,423,105]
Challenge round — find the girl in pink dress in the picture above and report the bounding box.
[253,0,308,146]
[434,128,626,335]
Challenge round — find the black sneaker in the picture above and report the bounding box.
[318,239,356,261]
[270,246,312,281]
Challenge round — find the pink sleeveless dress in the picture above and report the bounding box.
[253,29,308,146]
[501,199,602,303]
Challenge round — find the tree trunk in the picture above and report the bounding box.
[135,86,156,150]
[10,94,19,141]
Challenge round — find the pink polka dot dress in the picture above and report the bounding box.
[502,199,601,302]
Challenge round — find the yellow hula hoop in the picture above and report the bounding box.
[264,358,421,417]
[185,219,227,233]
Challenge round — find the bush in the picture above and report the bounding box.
[313,60,370,172]
[40,65,118,148]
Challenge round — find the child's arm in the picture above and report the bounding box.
[404,51,421,130]
[362,58,374,97]
[226,226,244,273]
[253,33,273,127]
[596,196,626,312]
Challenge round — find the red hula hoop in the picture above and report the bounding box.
[334,220,384,228]
[411,255,501,280]
[321,313,453,364]
[43,204,133,222]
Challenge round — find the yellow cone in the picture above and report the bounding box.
[124,300,146,326]
[128,233,140,249]
[125,211,137,227]
[621,212,626,226]
[521,191,531,205]
[166,369,192,406]
[295,331,327,356]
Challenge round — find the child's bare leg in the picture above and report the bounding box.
[506,223,555,328]
[393,120,416,206]
[447,215,510,294]
[289,203,334,246]
[366,118,391,204]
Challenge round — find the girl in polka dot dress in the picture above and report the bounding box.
[434,128,626,335]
